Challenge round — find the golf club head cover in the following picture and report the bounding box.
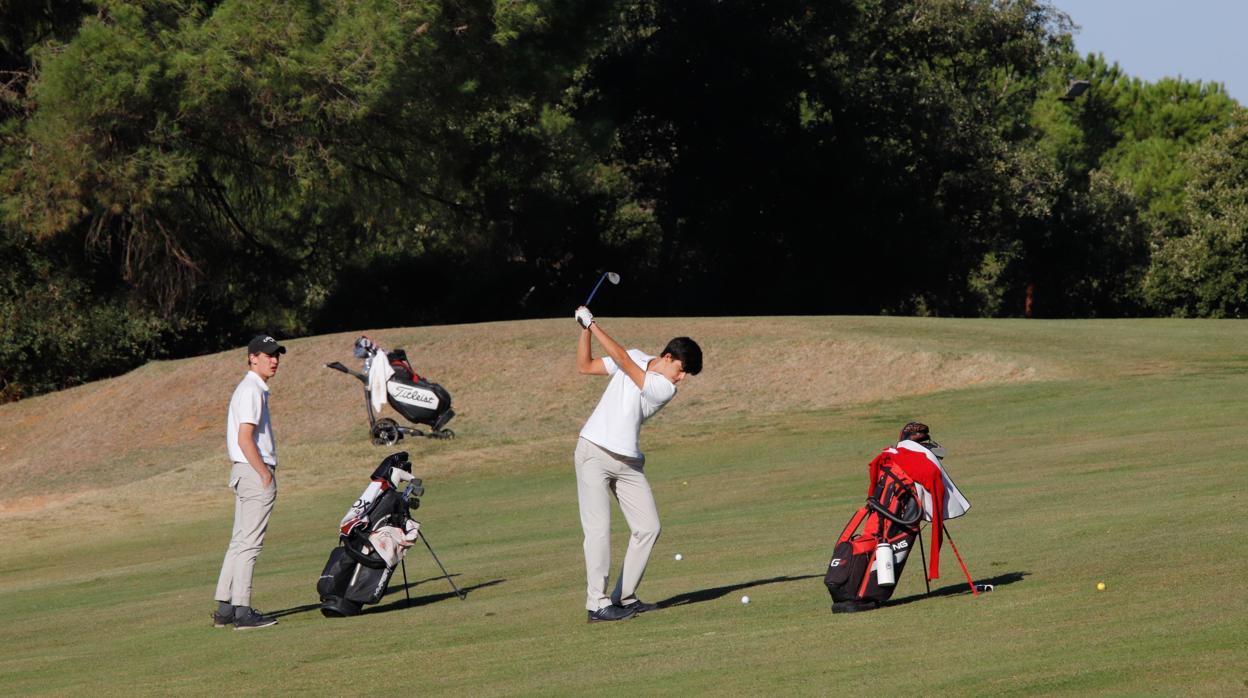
[372,451,411,484]
[403,519,421,544]
[575,306,594,328]
[353,335,376,358]
[389,468,414,487]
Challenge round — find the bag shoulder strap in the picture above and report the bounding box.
[836,505,870,544]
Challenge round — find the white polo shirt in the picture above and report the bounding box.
[579,349,677,459]
[227,370,277,467]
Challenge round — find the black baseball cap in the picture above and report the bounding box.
[247,334,287,356]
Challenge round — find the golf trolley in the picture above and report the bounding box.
[316,451,465,617]
[326,337,455,445]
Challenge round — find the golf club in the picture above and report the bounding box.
[584,271,621,306]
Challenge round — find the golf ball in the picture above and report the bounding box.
[1097,582,1106,591]
[741,595,750,604]
[674,553,683,561]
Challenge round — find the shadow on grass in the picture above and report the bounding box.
[885,570,1029,607]
[362,578,506,615]
[266,576,451,619]
[268,603,325,619]
[657,574,823,609]
[265,576,504,620]
[383,574,464,599]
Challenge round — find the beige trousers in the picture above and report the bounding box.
[574,438,661,611]
[214,461,277,607]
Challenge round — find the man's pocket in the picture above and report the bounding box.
[233,464,277,500]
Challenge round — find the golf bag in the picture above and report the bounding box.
[325,336,455,444]
[317,452,423,617]
[824,459,923,612]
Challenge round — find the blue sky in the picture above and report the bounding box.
[1054,0,1247,104]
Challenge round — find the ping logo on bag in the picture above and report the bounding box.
[830,558,845,568]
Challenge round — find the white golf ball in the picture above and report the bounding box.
[741,595,750,604]
[674,553,683,561]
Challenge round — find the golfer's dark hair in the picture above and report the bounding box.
[662,337,702,375]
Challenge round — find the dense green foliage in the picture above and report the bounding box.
[1144,110,1248,315]
[1,0,1245,399]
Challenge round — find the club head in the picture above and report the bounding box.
[584,271,621,306]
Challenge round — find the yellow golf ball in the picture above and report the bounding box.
[1096,582,1106,591]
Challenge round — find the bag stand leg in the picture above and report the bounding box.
[421,532,466,601]
[401,558,412,606]
[941,523,979,596]
[917,525,931,595]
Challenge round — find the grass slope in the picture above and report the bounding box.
[1,317,1246,696]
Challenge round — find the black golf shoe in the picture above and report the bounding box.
[211,609,234,628]
[233,607,279,630]
[620,599,658,614]
[587,604,636,623]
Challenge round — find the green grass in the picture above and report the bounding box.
[2,318,1248,695]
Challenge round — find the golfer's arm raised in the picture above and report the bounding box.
[577,326,608,375]
[237,422,273,486]
[587,321,646,389]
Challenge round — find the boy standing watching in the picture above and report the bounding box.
[212,334,285,630]
[572,306,703,622]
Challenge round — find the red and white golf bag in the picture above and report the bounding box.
[824,459,923,611]
[824,440,971,612]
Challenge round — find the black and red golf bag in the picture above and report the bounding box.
[824,459,924,612]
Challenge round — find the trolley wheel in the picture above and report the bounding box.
[371,418,402,446]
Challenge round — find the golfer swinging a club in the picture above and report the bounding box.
[572,305,702,622]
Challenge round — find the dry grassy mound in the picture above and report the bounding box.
[0,316,1040,508]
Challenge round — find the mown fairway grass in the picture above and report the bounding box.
[1,318,1246,696]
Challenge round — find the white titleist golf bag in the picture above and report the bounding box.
[317,452,423,617]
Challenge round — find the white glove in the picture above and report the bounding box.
[575,306,594,328]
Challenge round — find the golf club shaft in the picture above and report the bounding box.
[421,533,466,600]
[584,273,608,306]
[941,523,978,596]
